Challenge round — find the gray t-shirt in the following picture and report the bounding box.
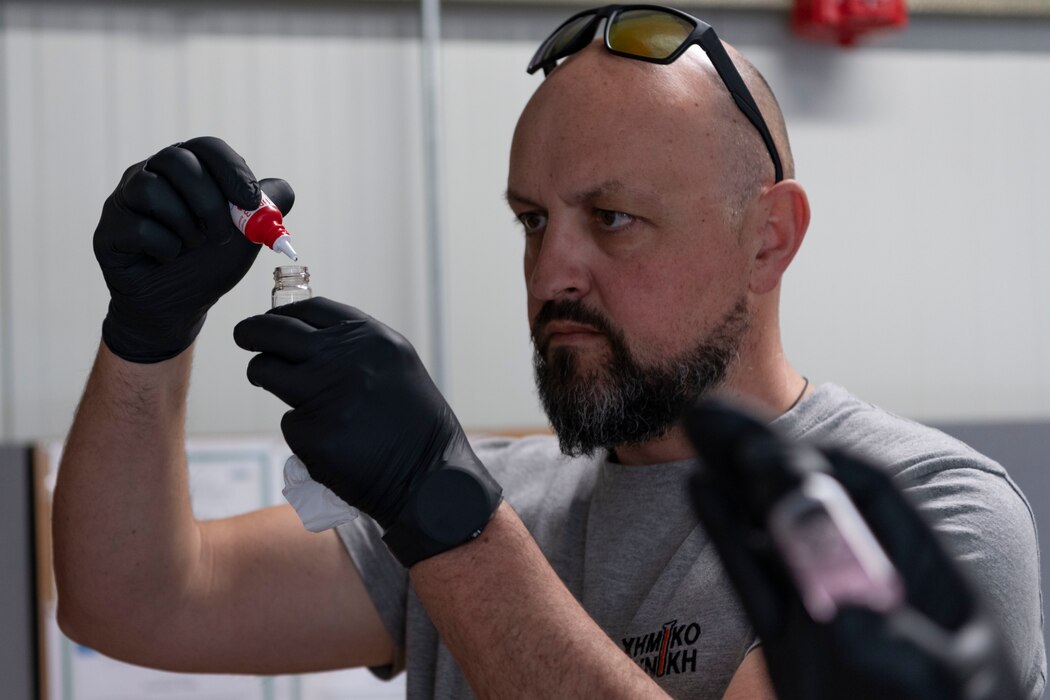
[337,383,1046,699]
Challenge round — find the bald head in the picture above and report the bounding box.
[512,40,793,227]
[512,37,811,440]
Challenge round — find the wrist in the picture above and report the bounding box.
[382,461,503,568]
[102,307,206,364]
[92,341,194,427]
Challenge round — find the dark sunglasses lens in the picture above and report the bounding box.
[537,14,598,67]
[608,10,694,60]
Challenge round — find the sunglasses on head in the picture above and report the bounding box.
[527,4,784,183]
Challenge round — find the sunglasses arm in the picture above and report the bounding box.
[699,29,784,182]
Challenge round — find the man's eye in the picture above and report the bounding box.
[517,212,547,234]
[596,210,634,230]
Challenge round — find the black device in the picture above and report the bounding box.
[682,398,1022,700]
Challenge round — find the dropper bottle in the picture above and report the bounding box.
[230,192,299,261]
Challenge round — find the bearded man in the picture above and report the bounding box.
[53,6,1044,699]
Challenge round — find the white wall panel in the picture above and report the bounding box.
[438,7,1050,429]
[770,37,1050,421]
[442,36,544,431]
[1,3,1049,443]
[0,1,427,440]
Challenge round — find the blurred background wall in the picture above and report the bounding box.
[2,1,1048,443]
[1,0,1048,697]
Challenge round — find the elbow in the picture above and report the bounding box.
[52,551,127,651]
[55,596,92,647]
[54,559,90,645]
[54,571,113,651]
[55,591,142,661]
[54,572,180,665]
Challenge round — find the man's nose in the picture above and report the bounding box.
[525,224,593,302]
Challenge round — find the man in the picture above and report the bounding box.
[52,6,1044,699]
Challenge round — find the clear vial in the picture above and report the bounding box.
[268,264,357,531]
[272,265,311,308]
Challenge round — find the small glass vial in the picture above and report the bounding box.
[272,265,311,308]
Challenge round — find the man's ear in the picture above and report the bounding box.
[747,180,810,295]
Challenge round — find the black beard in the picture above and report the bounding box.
[532,297,751,458]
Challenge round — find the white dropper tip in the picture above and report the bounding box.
[272,234,299,261]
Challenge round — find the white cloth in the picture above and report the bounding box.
[282,455,360,532]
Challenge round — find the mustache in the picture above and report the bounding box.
[531,300,616,354]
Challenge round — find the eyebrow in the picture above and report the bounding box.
[505,180,660,208]
[573,180,629,205]
[505,188,539,208]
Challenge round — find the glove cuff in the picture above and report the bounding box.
[382,462,503,568]
[101,308,207,364]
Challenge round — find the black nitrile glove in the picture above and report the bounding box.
[233,297,502,567]
[682,399,1022,700]
[94,136,294,363]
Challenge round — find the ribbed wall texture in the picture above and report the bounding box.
[2,2,1050,442]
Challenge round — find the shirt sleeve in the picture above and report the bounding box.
[335,515,409,679]
[895,458,1046,699]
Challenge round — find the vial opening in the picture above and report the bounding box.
[272,265,312,309]
[274,265,309,281]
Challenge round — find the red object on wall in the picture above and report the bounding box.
[793,0,908,46]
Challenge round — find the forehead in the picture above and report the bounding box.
[509,45,731,192]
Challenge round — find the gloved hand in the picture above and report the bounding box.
[94,136,294,363]
[682,399,1022,700]
[233,297,503,567]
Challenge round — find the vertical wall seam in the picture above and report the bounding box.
[0,3,15,440]
[420,0,447,392]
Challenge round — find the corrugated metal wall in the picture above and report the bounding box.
[0,1,431,439]
[2,1,1050,443]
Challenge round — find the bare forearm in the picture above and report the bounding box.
[411,502,670,699]
[53,342,201,642]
